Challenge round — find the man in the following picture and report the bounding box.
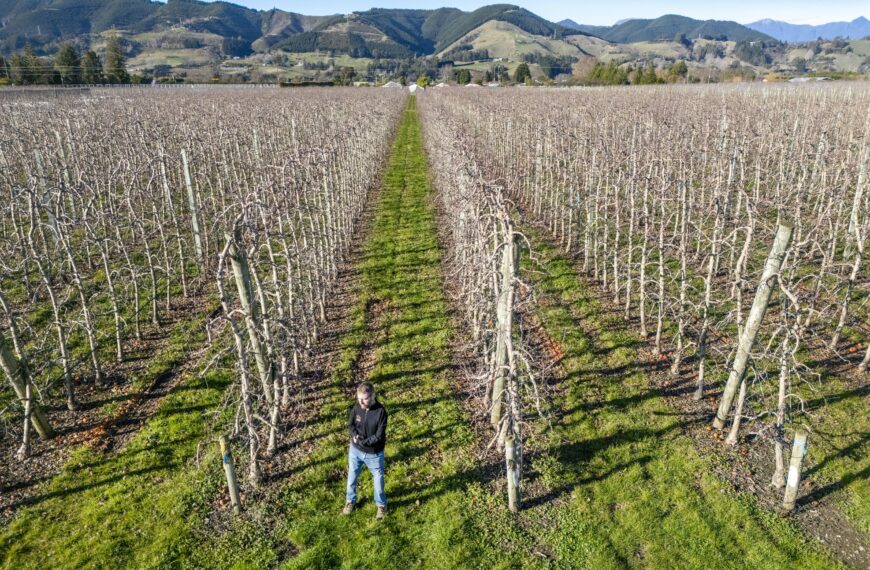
[343,381,388,519]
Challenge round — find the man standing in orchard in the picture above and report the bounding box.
[343,381,388,519]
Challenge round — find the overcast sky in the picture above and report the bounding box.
[207,1,867,26]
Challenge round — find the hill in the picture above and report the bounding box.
[558,18,610,37]
[438,19,584,60]
[746,17,870,42]
[565,14,773,43]
[267,5,574,58]
[0,0,269,52]
[0,1,578,57]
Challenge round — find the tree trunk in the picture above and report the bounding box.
[724,377,747,446]
[859,342,869,373]
[671,184,688,376]
[490,228,516,430]
[781,430,808,512]
[771,341,790,488]
[714,224,793,430]
[226,231,275,405]
[0,330,54,439]
[505,434,520,513]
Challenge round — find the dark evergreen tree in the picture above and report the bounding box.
[639,62,661,84]
[104,33,129,84]
[454,68,471,84]
[23,44,41,84]
[513,63,531,84]
[55,44,81,84]
[9,53,26,83]
[667,60,688,82]
[81,50,103,84]
[336,66,357,86]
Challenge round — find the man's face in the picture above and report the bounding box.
[358,391,374,410]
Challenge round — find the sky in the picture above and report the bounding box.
[206,1,868,26]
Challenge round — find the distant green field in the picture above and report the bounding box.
[127,48,218,70]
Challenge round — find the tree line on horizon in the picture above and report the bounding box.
[0,35,129,86]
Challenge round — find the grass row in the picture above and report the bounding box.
[2,96,532,569]
[0,304,235,568]
[568,220,869,536]
[515,226,841,569]
[546,219,870,537]
[187,97,555,568]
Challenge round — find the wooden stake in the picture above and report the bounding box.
[505,434,520,513]
[181,149,204,265]
[220,435,241,515]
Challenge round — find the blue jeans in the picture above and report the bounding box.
[345,445,386,507]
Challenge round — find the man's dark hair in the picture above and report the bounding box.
[357,382,375,396]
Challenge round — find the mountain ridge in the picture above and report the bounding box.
[559,14,771,43]
[746,17,870,42]
[0,1,576,56]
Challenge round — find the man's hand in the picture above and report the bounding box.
[352,434,359,444]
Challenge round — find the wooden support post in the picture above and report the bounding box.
[714,224,793,429]
[220,435,241,515]
[781,430,808,513]
[505,434,520,513]
[181,149,204,266]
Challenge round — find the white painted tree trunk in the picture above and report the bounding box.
[771,341,790,488]
[859,342,870,373]
[490,228,515,430]
[724,378,747,446]
[505,434,520,513]
[671,184,688,376]
[220,435,242,514]
[781,430,808,512]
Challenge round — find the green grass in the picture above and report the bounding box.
[581,220,870,536]
[793,374,870,536]
[0,312,234,569]
[516,226,841,569]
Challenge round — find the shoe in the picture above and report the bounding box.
[376,506,387,520]
[342,502,354,515]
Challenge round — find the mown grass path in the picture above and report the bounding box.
[202,97,547,568]
[516,227,841,569]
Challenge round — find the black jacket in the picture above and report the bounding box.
[348,401,387,453]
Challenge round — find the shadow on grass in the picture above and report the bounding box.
[387,458,499,509]
[803,430,870,479]
[800,464,870,508]
[8,465,164,510]
[802,384,870,413]
[523,456,655,509]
